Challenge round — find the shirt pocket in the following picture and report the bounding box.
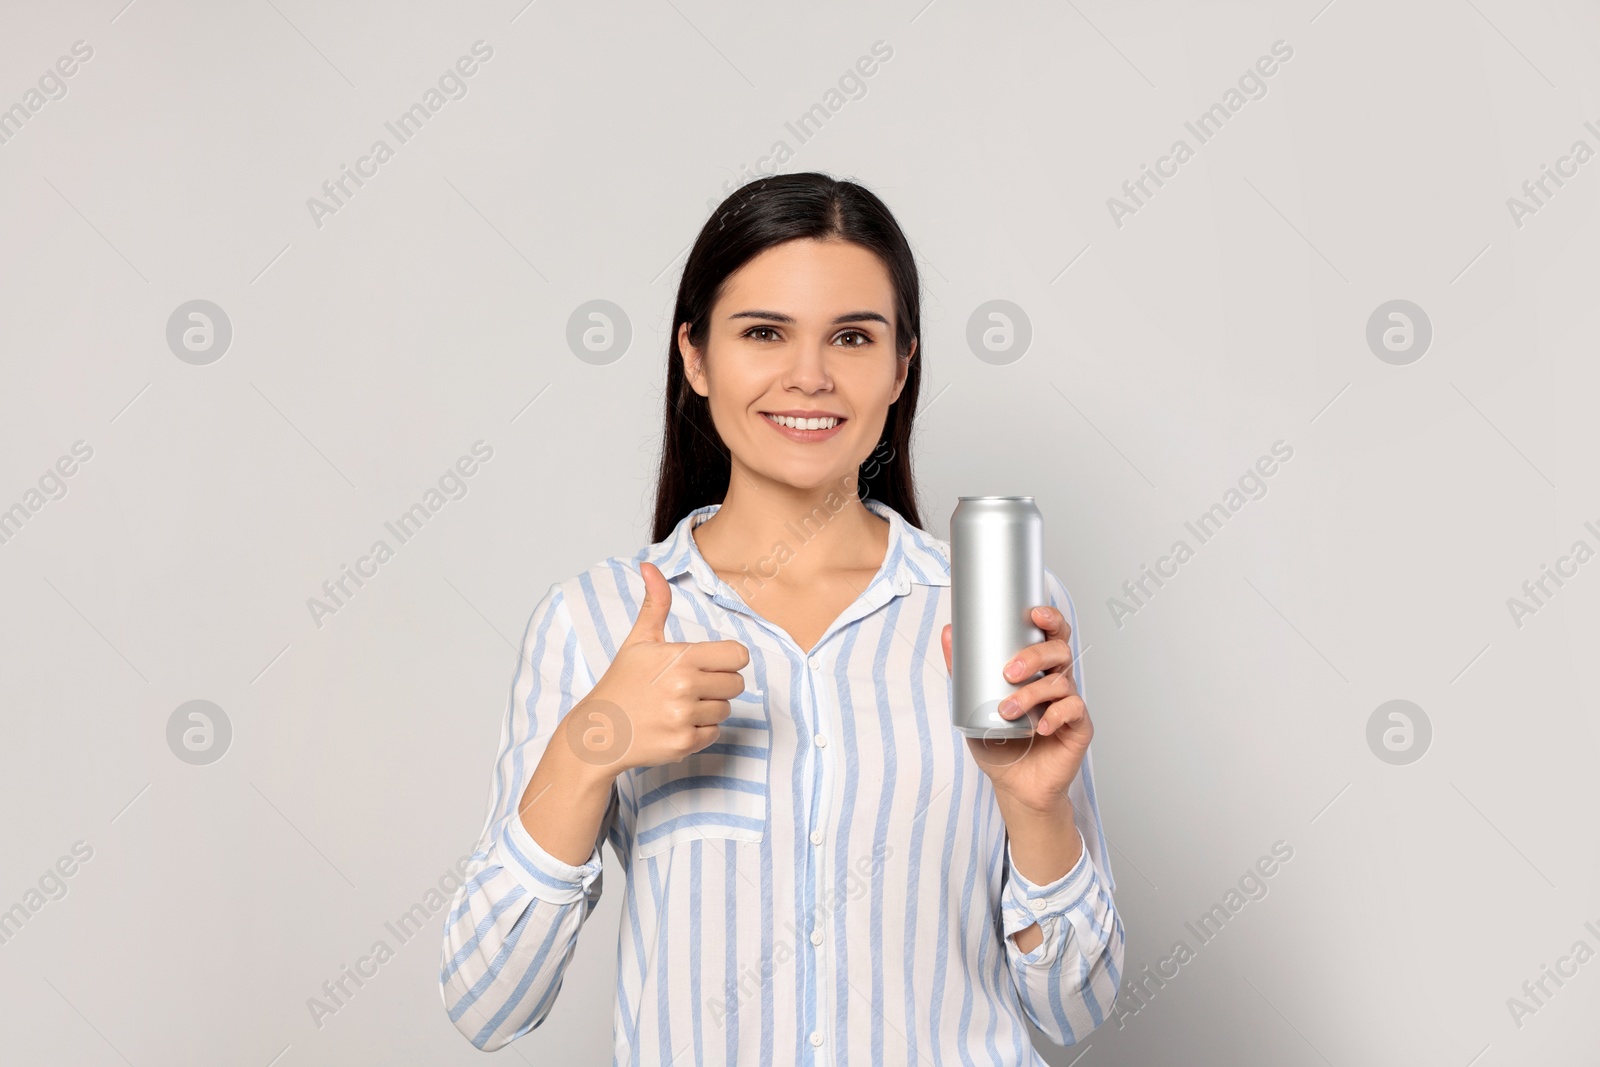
[631,688,772,860]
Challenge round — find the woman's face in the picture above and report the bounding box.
[679,237,915,494]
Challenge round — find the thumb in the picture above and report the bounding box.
[624,561,672,645]
[941,623,953,675]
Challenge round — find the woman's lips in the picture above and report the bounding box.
[759,412,847,442]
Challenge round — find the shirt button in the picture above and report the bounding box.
[810,929,823,946]
[807,655,820,670]
[1031,898,1049,913]
[813,733,827,748]
[894,574,910,595]
[809,1032,823,1047]
[809,830,823,846]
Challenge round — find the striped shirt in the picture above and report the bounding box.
[440,497,1124,1063]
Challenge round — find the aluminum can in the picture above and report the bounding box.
[950,496,1045,738]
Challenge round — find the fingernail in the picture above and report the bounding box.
[997,699,1018,717]
[1005,660,1025,680]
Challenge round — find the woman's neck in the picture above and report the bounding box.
[691,473,889,586]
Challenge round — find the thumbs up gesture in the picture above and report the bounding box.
[565,562,751,775]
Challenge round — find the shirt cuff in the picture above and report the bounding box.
[491,804,605,905]
[1000,827,1096,942]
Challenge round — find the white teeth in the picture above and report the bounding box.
[765,413,838,430]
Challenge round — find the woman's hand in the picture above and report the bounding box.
[561,561,751,778]
[941,604,1092,814]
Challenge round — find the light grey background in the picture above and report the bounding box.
[1,0,1596,1064]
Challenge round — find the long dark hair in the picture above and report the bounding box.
[650,172,924,542]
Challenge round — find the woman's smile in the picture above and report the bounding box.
[758,408,848,442]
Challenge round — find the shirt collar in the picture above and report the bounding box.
[641,496,951,598]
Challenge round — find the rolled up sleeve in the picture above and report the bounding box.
[999,567,1127,1046]
[1000,828,1125,1046]
[438,583,616,1051]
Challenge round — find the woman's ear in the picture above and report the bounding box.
[889,336,916,404]
[679,322,710,399]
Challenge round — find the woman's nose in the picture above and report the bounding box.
[783,342,834,391]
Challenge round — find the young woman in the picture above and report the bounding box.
[440,172,1124,1063]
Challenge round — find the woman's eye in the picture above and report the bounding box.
[835,329,872,347]
[745,326,780,342]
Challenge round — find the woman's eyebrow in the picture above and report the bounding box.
[728,309,890,326]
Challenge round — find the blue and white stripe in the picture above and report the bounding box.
[440,497,1125,1063]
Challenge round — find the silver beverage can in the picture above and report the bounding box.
[950,496,1045,738]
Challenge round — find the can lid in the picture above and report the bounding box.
[957,495,1034,501]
